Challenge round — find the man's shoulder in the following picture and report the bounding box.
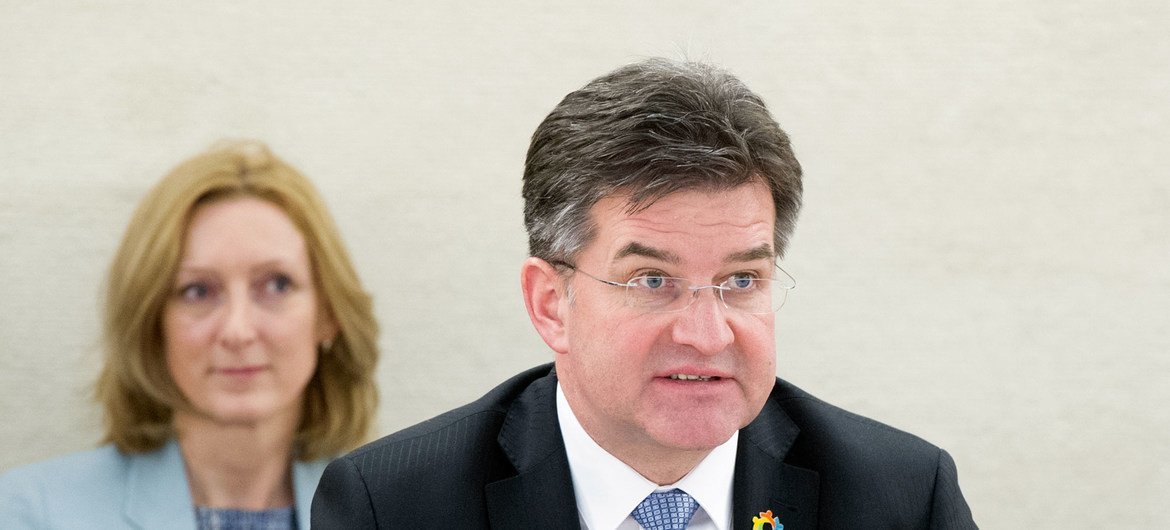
[338,363,555,477]
[751,378,976,527]
[765,377,945,465]
[313,364,570,527]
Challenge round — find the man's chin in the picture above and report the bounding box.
[638,400,750,448]
[645,420,740,452]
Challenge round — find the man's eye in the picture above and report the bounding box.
[632,275,669,289]
[727,274,758,290]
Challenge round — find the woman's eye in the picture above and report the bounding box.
[178,282,214,302]
[263,274,294,295]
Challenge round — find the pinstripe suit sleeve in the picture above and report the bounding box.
[312,455,379,529]
[929,449,978,529]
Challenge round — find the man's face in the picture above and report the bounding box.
[555,182,778,457]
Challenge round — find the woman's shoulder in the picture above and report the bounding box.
[0,443,187,529]
[0,444,131,489]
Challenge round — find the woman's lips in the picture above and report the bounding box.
[216,366,266,376]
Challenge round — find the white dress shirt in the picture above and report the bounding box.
[556,383,737,530]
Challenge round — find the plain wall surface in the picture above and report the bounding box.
[2,2,1167,527]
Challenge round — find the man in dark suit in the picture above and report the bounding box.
[312,58,977,529]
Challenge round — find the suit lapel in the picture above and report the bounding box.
[123,440,198,530]
[481,371,822,529]
[484,370,582,529]
[732,386,820,530]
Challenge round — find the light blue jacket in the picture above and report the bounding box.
[0,440,328,529]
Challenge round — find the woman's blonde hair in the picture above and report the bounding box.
[95,140,378,460]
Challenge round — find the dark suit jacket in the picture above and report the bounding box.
[312,364,976,529]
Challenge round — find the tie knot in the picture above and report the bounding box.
[631,489,699,530]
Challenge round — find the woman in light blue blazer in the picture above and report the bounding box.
[0,140,379,529]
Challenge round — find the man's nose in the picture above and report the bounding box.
[670,287,734,355]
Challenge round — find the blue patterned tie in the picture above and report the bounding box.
[631,488,699,530]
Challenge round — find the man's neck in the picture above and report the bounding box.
[556,383,739,530]
[558,388,715,485]
[608,440,713,486]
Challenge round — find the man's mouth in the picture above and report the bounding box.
[668,374,721,382]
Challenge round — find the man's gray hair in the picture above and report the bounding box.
[522,58,803,264]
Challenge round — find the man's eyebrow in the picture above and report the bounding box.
[725,244,775,264]
[614,242,680,264]
[612,242,774,264]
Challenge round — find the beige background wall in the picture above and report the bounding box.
[2,2,1167,527]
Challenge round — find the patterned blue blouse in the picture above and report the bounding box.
[194,506,296,530]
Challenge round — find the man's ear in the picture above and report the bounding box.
[520,256,569,354]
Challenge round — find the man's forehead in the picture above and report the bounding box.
[592,185,775,231]
[610,180,772,210]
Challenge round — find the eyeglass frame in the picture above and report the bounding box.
[549,260,796,315]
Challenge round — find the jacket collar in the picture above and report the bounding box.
[731,381,820,529]
[123,439,197,530]
[293,457,328,529]
[122,439,326,529]
[481,369,820,530]
[484,368,583,529]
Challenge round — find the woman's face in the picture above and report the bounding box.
[163,196,335,427]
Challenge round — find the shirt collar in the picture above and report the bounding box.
[557,382,737,530]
